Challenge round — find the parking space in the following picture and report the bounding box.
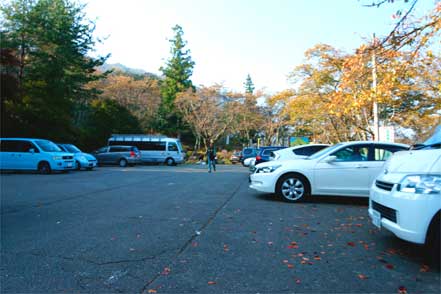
[1,165,439,293]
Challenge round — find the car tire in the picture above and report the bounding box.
[119,158,128,167]
[165,158,175,166]
[38,162,51,174]
[425,213,440,267]
[276,173,310,203]
[75,160,81,171]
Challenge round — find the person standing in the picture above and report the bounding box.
[206,143,216,173]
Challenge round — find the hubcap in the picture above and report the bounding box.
[281,178,305,200]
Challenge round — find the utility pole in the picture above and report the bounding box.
[372,33,379,141]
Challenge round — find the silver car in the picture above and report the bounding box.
[92,145,141,167]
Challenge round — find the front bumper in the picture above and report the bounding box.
[369,182,439,244]
[52,160,75,171]
[249,172,277,193]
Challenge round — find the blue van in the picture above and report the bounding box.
[0,138,75,174]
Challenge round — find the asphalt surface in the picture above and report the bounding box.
[1,164,440,293]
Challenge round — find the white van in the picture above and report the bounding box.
[369,126,440,260]
[0,138,75,174]
[108,134,185,166]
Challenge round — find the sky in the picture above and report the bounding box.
[84,0,438,93]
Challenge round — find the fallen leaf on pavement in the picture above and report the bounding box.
[295,279,301,284]
[287,264,294,268]
[385,264,395,270]
[420,264,430,272]
[148,290,157,293]
[161,267,171,275]
[398,286,407,294]
[347,242,356,247]
[208,281,217,285]
[358,274,368,280]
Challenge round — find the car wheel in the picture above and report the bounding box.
[276,173,310,203]
[75,160,81,171]
[119,158,128,167]
[165,158,175,166]
[38,162,51,174]
[425,213,440,267]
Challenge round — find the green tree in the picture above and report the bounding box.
[158,24,195,135]
[82,99,141,150]
[244,74,255,94]
[0,0,107,140]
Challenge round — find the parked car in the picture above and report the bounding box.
[240,147,258,166]
[92,145,141,167]
[0,138,75,174]
[270,144,330,161]
[369,127,440,261]
[57,143,97,171]
[249,141,409,202]
[243,157,256,167]
[255,146,287,165]
[230,151,242,164]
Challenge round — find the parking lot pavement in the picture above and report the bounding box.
[1,165,440,293]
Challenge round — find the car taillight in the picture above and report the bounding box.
[130,151,135,157]
[256,155,262,161]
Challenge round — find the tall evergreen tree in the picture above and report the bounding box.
[158,24,195,135]
[0,0,107,140]
[244,74,255,95]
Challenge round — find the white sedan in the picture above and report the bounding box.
[249,141,409,202]
[270,144,330,161]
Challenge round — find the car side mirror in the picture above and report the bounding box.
[324,155,337,163]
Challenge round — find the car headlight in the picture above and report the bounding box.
[52,156,63,160]
[257,164,282,173]
[398,175,441,194]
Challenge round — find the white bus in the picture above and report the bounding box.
[108,134,185,165]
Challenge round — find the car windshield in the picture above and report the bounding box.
[64,144,81,153]
[307,143,343,160]
[35,140,62,152]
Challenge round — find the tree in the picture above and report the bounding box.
[175,85,238,150]
[82,99,141,150]
[90,71,162,133]
[0,0,107,140]
[158,24,195,135]
[244,74,255,94]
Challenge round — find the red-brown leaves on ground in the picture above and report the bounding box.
[385,264,395,270]
[420,264,430,272]
[161,267,171,275]
[295,278,301,284]
[223,244,229,252]
[208,281,217,285]
[358,274,368,280]
[288,241,299,249]
[347,242,356,247]
[398,286,408,294]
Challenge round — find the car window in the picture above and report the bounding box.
[293,146,325,156]
[130,146,139,152]
[97,147,108,153]
[263,149,274,156]
[373,145,407,161]
[63,144,81,153]
[35,140,61,152]
[168,142,178,151]
[332,145,369,162]
[110,146,127,152]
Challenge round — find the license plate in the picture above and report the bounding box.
[372,210,381,229]
[67,163,72,167]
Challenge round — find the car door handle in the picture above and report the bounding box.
[356,165,368,168]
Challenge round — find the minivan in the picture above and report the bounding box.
[108,134,185,166]
[93,145,141,167]
[0,138,75,174]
